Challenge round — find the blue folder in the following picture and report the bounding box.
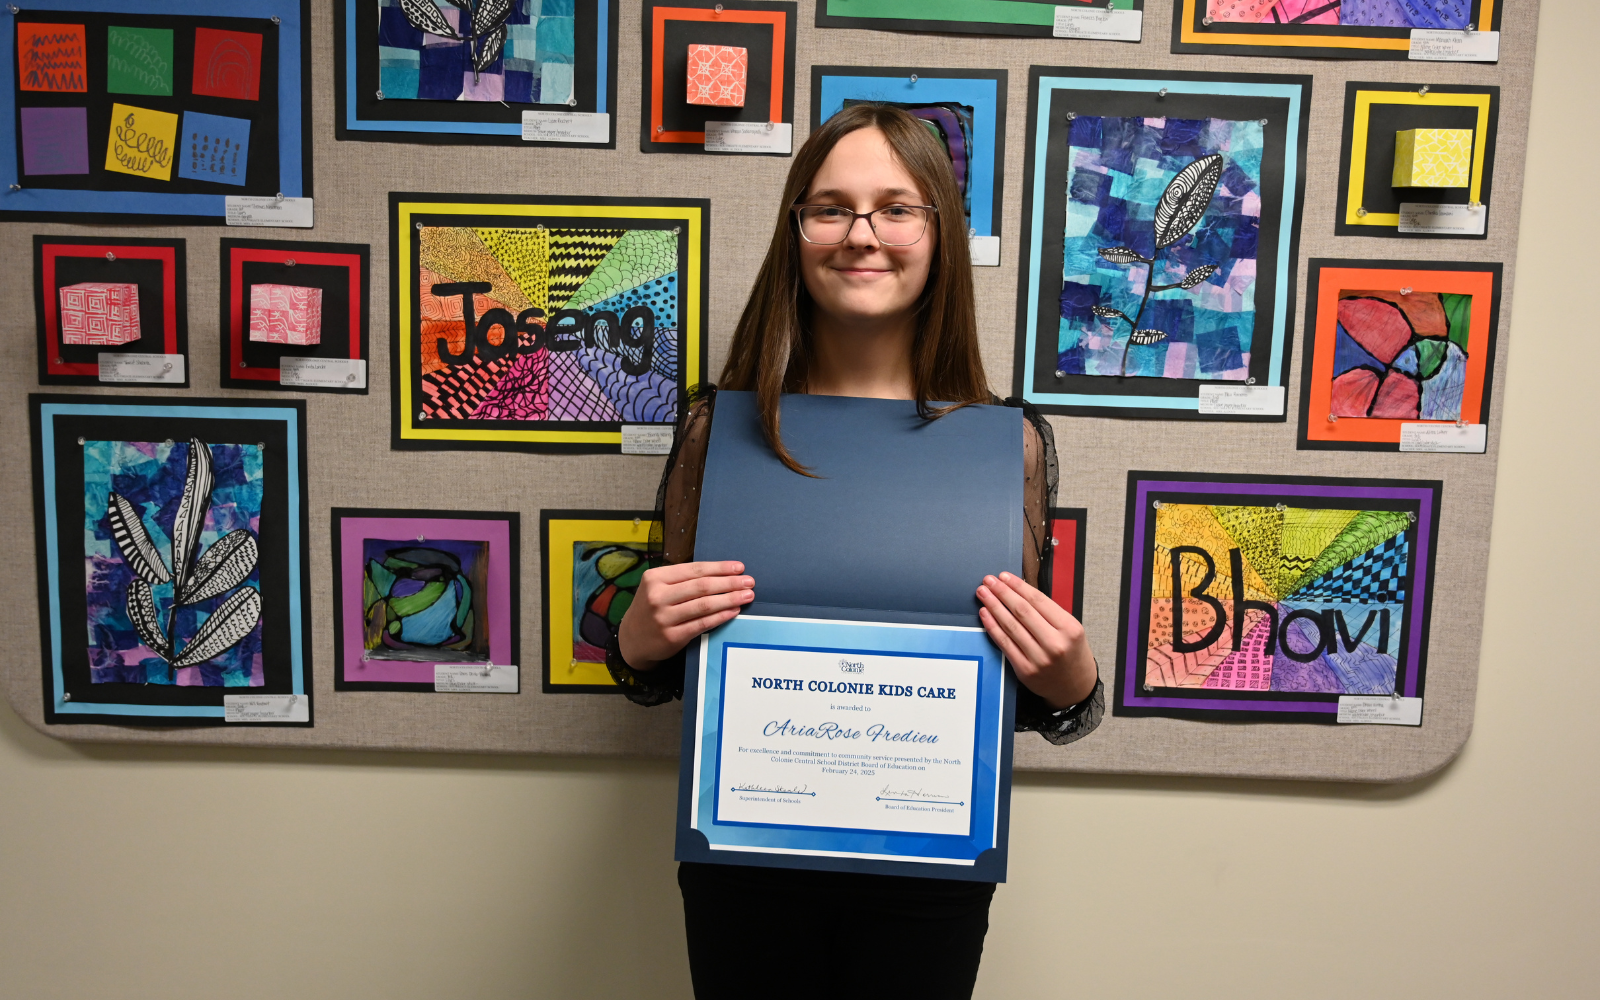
[677,391,1023,881]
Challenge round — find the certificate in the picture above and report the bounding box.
[676,614,1014,881]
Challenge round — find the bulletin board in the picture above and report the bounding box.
[0,1,1540,782]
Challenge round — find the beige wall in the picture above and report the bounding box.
[4,3,1598,997]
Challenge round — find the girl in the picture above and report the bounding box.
[609,104,1103,1000]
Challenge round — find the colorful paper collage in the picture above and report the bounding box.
[220,239,371,394]
[1337,83,1499,239]
[1115,472,1441,722]
[1172,0,1499,59]
[1015,68,1310,420]
[338,0,618,147]
[331,509,519,691]
[1298,259,1501,451]
[3,3,310,225]
[541,510,658,692]
[391,194,708,452]
[34,235,189,386]
[30,396,311,725]
[816,0,1143,39]
[813,67,1006,241]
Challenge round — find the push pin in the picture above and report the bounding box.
[63,692,72,702]
[1469,200,1482,209]
[1152,500,1164,510]
[257,442,265,450]
[765,121,774,131]
[1356,206,1369,217]
[657,125,664,133]
[968,227,977,239]
[909,74,918,84]
[240,360,248,367]
[285,258,296,267]
[1066,111,1077,121]
[1259,118,1268,126]
[1407,511,1417,523]
[271,14,280,24]
[1157,88,1168,99]
[1054,370,1065,378]
[274,192,285,203]
[417,533,426,543]
[1275,503,1286,512]
[8,183,19,191]
[160,362,172,373]
[77,436,86,445]
[1463,22,1475,33]
[418,412,426,421]
[1327,413,1339,423]
[633,517,641,526]
[415,221,424,230]
[567,96,577,107]
[673,226,681,234]
[1142,684,1154,693]
[376,90,385,100]
[105,251,116,262]
[56,357,63,364]
[1455,418,1467,428]
[1203,15,1213,25]
[6,5,18,13]
[714,3,723,11]
[1418,84,1430,97]
[1400,287,1413,295]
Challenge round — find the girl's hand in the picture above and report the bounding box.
[976,571,1097,710]
[618,561,755,670]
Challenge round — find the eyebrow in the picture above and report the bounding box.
[805,187,922,201]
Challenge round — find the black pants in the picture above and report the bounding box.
[679,861,996,1000]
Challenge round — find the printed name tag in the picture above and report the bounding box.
[226,196,314,228]
[621,424,674,455]
[435,663,519,693]
[968,236,1000,267]
[279,357,367,389]
[1397,202,1486,236]
[1409,28,1499,62]
[98,352,184,384]
[1053,7,1143,42]
[1337,696,1423,726]
[703,121,793,154]
[224,694,310,723]
[1196,384,1285,416]
[1399,422,1487,453]
[521,110,610,143]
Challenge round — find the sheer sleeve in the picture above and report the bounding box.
[1004,398,1105,747]
[603,388,718,706]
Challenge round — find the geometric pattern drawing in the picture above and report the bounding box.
[1207,0,1471,28]
[249,283,324,345]
[1392,128,1473,189]
[1173,1,1500,62]
[60,282,141,346]
[377,0,577,104]
[1115,472,1442,723]
[686,44,747,107]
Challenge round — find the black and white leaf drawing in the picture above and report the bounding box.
[400,0,458,39]
[107,492,170,585]
[401,0,514,81]
[126,579,169,658]
[473,23,508,73]
[471,0,514,38]
[180,529,258,605]
[1153,154,1224,250]
[1091,153,1229,377]
[172,587,262,669]
[168,437,213,600]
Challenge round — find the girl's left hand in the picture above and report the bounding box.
[976,572,1098,710]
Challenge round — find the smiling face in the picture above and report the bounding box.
[796,127,939,330]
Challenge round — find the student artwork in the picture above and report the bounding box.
[1115,472,1441,723]
[390,193,709,452]
[337,0,618,148]
[1173,0,1501,60]
[30,395,311,725]
[1014,67,1310,420]
[816,0,1144,38]
[1044,508,1087,620]
[1336,82,1499,239]
[541,510,658,693]
[34,235,189,387]
[640,0,796,156]
[1298,259,1501,451]
[2,3,311,225]
[219,239,371,395]
[811,67,1007,252]
[331,509,519,692]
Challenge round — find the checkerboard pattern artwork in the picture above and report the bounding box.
[685,44,747,108]
[59,281,141,345]
[1392,127,1473,188]
[248,283,323,345]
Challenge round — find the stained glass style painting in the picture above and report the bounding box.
[541,510,657,693]
[1115,472,1441,723]
[391,194,708,452]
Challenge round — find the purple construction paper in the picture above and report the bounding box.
[1123,476,1436,714]
[20,106,89,175]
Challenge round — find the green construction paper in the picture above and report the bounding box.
[106,26,173,97]
[1441,292,1472,353]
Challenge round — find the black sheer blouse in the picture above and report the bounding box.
[605,387,1104,746]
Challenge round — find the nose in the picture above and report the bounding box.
[844,212,879,249]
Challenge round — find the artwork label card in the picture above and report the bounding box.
[97,353,185,384]
[434,663,519,693]
[969,236,1000,267]
[278,357,367,389]
[225,196,315,228]
[521,111,612,143]
[703,120,793,154]
[1337,695,1423,726]
[1398,422,1486,454]
[621,424,675,455]
[1409,28,1500,62]
[1052,7,1143,41]
[1197,385,1286,417]
[225,694,310,723]
[1398,203,1486,236]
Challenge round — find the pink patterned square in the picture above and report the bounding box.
[59,282,140,346]
[686,44,747,108]
[248,283,323,345]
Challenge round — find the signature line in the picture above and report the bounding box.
[877,796,964,806]
[730,788,816,796]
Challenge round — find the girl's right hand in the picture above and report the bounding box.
[617,561,755,670]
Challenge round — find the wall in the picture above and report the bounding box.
[3,1,1597,998]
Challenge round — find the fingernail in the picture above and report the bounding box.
[740,577,754,587]
[999,571,1013,581]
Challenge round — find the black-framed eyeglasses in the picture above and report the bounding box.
[791,204,937,246]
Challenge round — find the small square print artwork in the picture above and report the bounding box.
[17,22,87,92]
[686,44,747,108]
[104,103,178,182]
[191,27,263,101]
[106,26,174,96]
[248,284,323,346]
[363,538,491,663]
[178,111,251,186]
[60,282,141,346]
[20,107,89,176]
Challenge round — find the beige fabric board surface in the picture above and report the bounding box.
[0,1,1537,781]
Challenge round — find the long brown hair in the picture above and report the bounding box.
[718,103,990,474]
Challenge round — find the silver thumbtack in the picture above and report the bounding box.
[909,74,918,84]
[567,96,576,107]
[160,362,172,373]
[105,251,116,261]
[1357,206,1368,217]
[345,372,355,382]
[673,226,681,234]
[1246,377,1256,385]
[1259,118,1268,126]
[1469,200,1482,209]
[8,183,18,191]
[1157,88,1168,98]
[417,533,426,543]
[6,5,18,13]
[714,2,722,10]
[1464,22,1475,33]
[240,360,247,367]
[63,692,72,702]
[1152,500,1164,510]
[1418,84,1430,97]
[1275,503,1286,512]
[415,221,423,230]
[1455,418,1466,428]
[1327,413,1339,423]
[285,258,295,266]
[417,412,426,420]
[1142,684,1154,692]
[271,15,280,24]
[1406,511,1417,523]
[570,659,578,668]
[376,90,385,100]
[257,442,265,450]
[55,356,63,364]
[1400,287,1412,295]
[77,436,85,445]
[657,125,664,133]
[1066,111,1077,121]
[1054,370,1064,378]
[1203,15,1213,25]
[633,517,641,525]
[765,121,773,131]
[274,192,285,203]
